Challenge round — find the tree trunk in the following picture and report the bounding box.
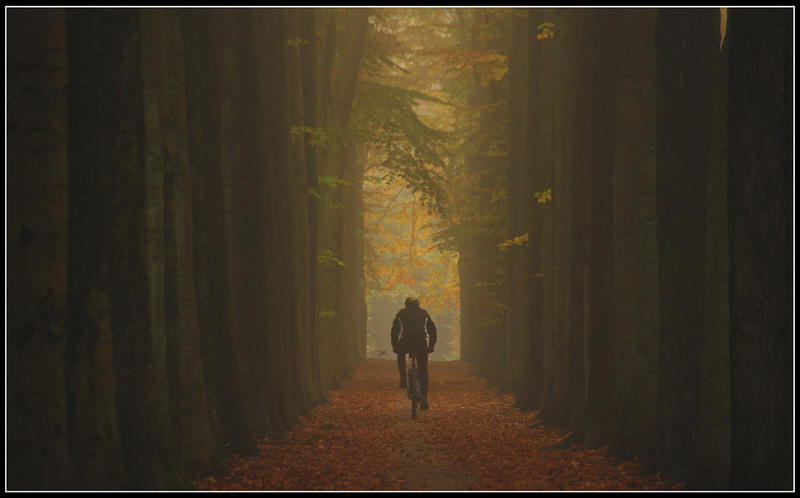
[182,8,258,460]
[104,9,184,487]
[505,9,529,397]
[693,9,730,488]
[727,8,793,490]
[340,143,367,368]
[162,8,213,477]
[523,6,545,409]
[609,8,660,463]
[533,7,557,420]
[64,8,130,488]
[251,8,297,430]
[216,8,272,435]
[654,7,715,482]
[544,7,572,428]
[582,8,622,450]
[299,8,324,402]
[561,8,592,444]
[316,9,370,390]
[7,7,71,490]
[287,7,318,412]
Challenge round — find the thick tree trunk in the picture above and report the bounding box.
[251,8,297,430]
[693,10,730,488]
[182,8,258,460]
[505,10,529,397]
[561,9,592,444]
[102,9,185,487]
[654,8,715,482]
[727,8,793,490]
[64,8,130,487]
[7,7,71,490]
[287,8,318,412]
[555,9,588,442]
[299,8,324,401]
[316,9,370,390]
[523,7,545,409]
[340,144,367,368]
[215,8,273,436]
[609,8,660,463]
[162,8,213,477]
[582,9,622,450]
[533,7,557,420]
[544,7,572,428]
[354,145,370,361]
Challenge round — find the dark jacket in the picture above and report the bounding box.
[391,305,437,353]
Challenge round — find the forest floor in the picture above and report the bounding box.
[193,359,682,491]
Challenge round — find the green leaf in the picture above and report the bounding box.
[318,248,346,267]
[318,175,351,189]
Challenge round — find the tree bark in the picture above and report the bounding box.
[162,8,213,476]
[654,7,715,482]
[609,8,659,463]
[505,9,529,397]
[693,9,730,488]
[727,8,793,490]
[102,9,184,487]
[582,8,622,450]
[182,8,258,460]
[522,6,545,409]
[251,8,297,430]
[64,8,130,486]
[316,9,370,390]
[299,8,324,402]
[561,8,592,444]
[287,7,318,412]
[544,7,572,428]
[7,7,71,490]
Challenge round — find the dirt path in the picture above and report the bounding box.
[194,359,680,491]
[384,390,474,490]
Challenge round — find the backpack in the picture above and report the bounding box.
[398,307,429,345]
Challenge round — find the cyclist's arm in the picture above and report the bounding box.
[426,314,437,350]
[391,313,402,352]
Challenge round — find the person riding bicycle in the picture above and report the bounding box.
[391,296,437,410]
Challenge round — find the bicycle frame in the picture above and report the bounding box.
[407,350,422,419]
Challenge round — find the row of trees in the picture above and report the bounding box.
[8,8,376,489]
[449,8,792,490]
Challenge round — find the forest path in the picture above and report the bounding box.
[195,359,678,491]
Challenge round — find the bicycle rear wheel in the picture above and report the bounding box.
[409,366,421,419]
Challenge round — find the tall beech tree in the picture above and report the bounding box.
[609,7,660,465]
[315,8,370,390]
[582,8,622,450]
[727,8,793,491]
[63,8,130,490]
[654,8,715,481]
[8,7,71,490]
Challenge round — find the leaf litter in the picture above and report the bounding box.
[193,358,682,491]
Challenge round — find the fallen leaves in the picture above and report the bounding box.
[192,359,682,491]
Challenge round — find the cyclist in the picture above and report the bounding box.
[391,296,437,410]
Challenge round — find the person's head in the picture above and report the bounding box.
[405,296,420,308]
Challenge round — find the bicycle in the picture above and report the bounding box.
[406,349,423,419]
